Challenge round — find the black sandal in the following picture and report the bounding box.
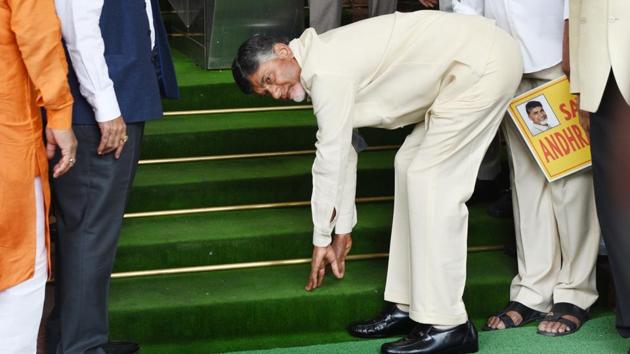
[537,302,590,337]
[482,301,546,331]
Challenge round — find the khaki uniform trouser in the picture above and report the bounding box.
[505,65,600,312]
[383,30,523,325]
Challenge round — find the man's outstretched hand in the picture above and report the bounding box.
[331,233,352,278]
[305,245,342,291]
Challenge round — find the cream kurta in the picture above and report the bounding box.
[290,10,523,324]
[290,11,502,247]
[569,0,630,112]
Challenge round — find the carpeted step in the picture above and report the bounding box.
[115,202,513,272]
[127,150,396,213]
[223,313,624,354]
[109,252,517,353]
[162,50,296,112]
[141,110,410,159]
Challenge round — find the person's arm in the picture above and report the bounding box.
[305,75,356,291]
[331,144,357,277]
[54,0,118,122]
[451,0,484,15]
[333,145,358,236]
[9,0,77,177]
[55,0,127,157]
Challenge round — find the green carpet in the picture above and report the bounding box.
[115,202,513,272]
[109,252,517,352]
[230,315,627,354]
[127,150,396,212]
[141,110,410,159]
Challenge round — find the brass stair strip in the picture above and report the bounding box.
[123,196,395,219]
[138,145,400,165]
[164,105,312,117]
[111,246,504,279]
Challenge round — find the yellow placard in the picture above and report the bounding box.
[507,76,591,182]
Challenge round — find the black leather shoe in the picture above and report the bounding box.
[348,303,416,338]
[381,321,478,354]
[102,341,140,354]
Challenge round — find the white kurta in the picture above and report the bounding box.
[452,0,565,74]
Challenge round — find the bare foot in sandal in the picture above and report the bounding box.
[538,314,581,335]
[483,301,545,331]
[486,311,523,330]
[537,302,589,337]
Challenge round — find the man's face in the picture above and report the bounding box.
[249,44,306,102]
[528,106,548,125]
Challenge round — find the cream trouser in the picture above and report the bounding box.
[505,65,600,312]
[383,30,523,325]
[0,177,47,354]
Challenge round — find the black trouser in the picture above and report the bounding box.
[47,123,145,353]
[591,73,630,338]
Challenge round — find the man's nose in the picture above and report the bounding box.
[270,86,281,99]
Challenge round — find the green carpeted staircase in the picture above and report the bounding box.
[106,49,621,354]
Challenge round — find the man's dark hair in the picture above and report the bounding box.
[525,100,543,114]
[232,35,288,94]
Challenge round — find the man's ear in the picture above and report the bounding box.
[273,43,293,59]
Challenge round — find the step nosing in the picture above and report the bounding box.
[163,105,313,116]
[111,246,503,279]
[123,197,394,218]
[138,145,400,165]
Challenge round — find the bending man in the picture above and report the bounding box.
[232,11,521,354]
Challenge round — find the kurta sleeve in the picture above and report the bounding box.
[334,145,358,235]
[310,74,356,247]
[55,0,121,123]
[9,0,73,129]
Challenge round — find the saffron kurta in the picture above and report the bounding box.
[0,0,73,291]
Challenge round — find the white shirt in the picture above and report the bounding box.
[529,122,550,135]
[54,0,155,122]
[452,0,567,73]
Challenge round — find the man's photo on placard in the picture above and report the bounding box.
[517,95,560,136]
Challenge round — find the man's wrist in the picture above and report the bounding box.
[91,88,121,122]
[313,230,332,247]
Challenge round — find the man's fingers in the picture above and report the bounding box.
[338,260,346,278]
[52,155,71,178]
[326,248,342,279]
[114,141,126,160]
[104,128,121,154]
[97,117,126,155]
[306,268,318,291]
[97,129,111,155]
[46,141,57,160]
[317,265,326,288]
[329,259,342,279]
